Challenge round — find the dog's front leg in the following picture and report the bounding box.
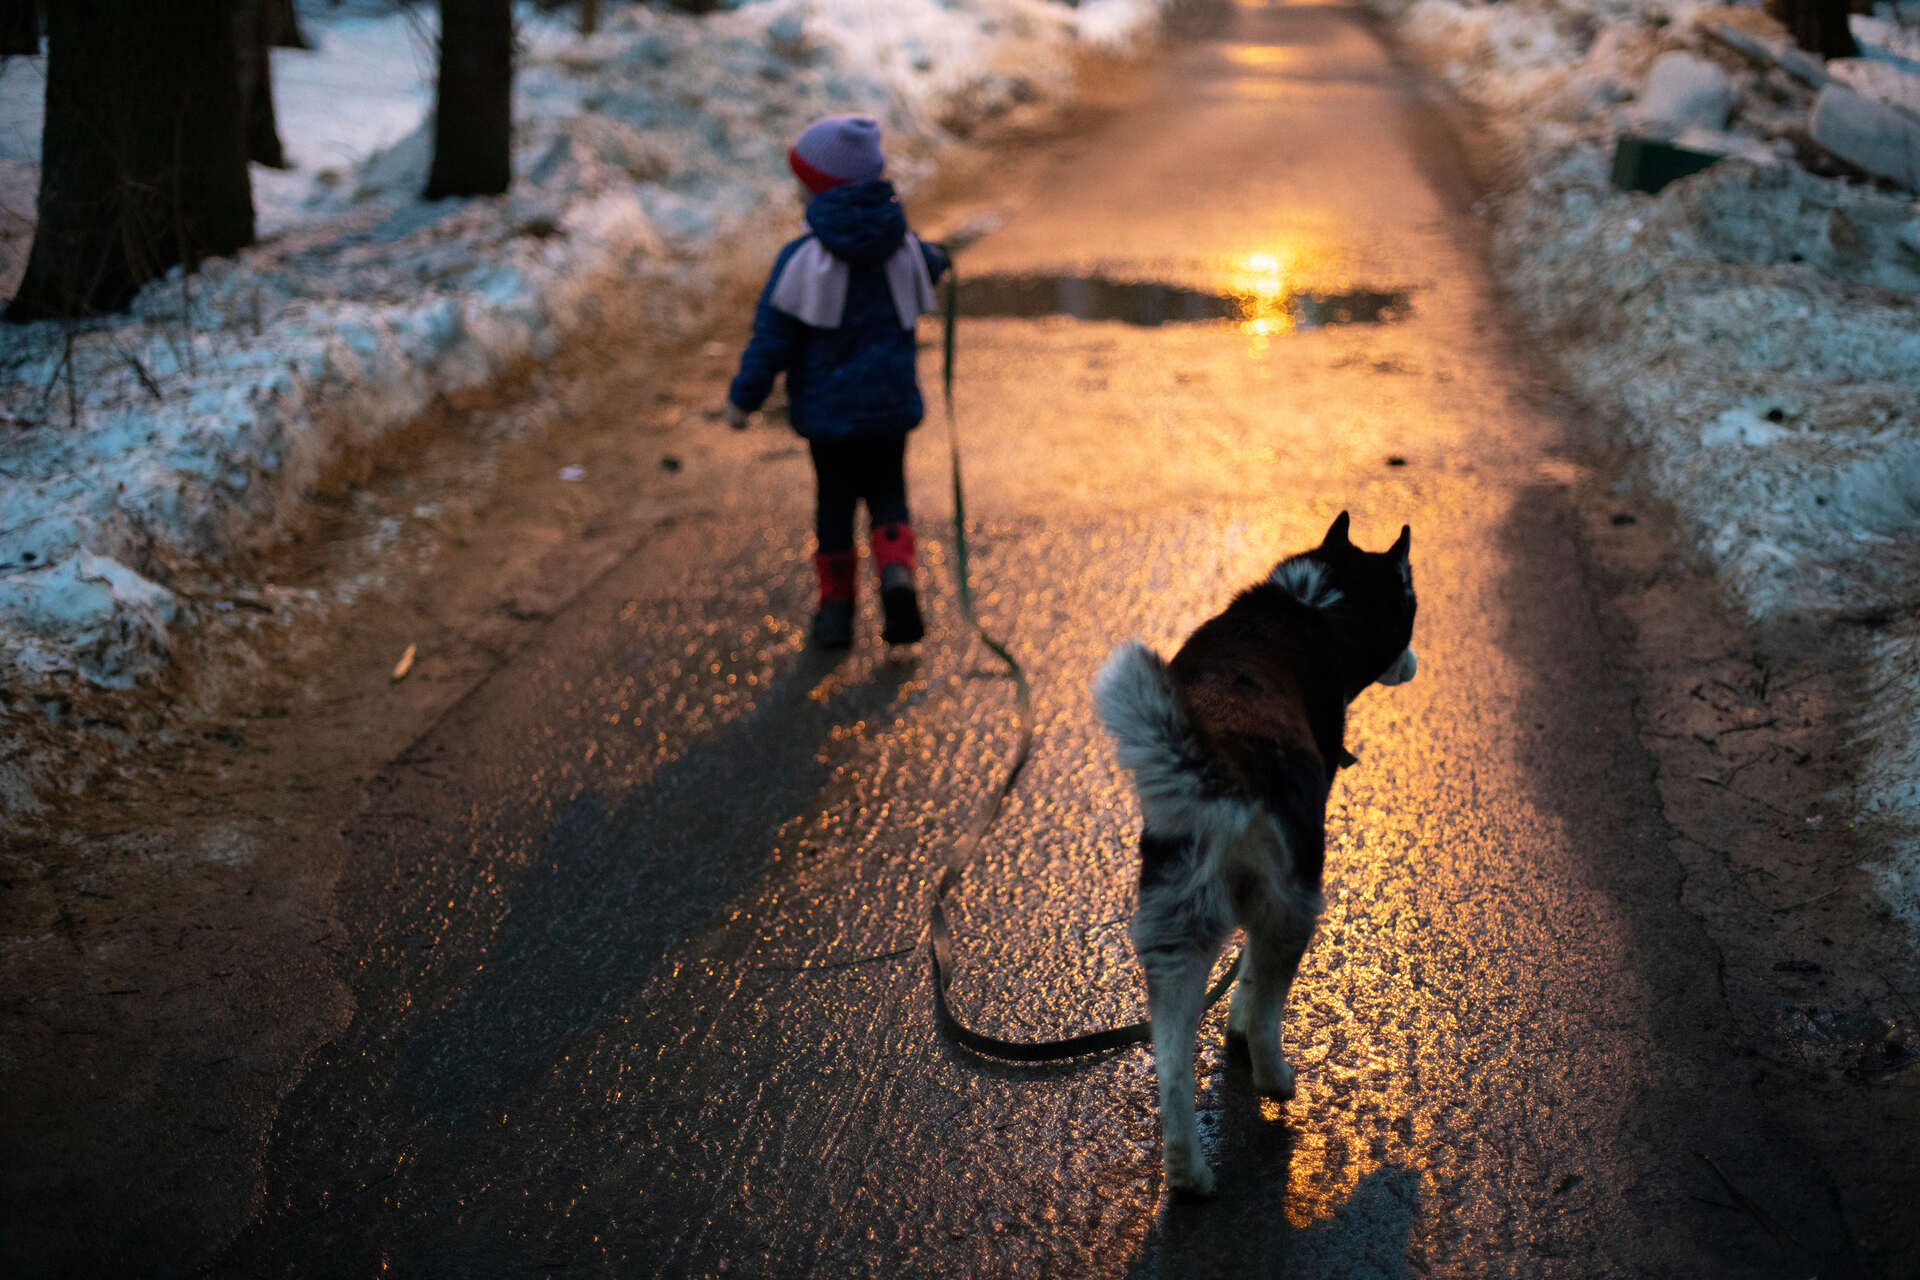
[1142,946,1220,1197]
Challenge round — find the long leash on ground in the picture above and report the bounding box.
[926,259,1240,1061]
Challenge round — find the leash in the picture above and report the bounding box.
[925,256,1240,1061]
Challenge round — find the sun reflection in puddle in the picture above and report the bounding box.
[1223,249,1297,354]
[955,250,1409,356]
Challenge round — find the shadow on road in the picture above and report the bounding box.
[1484,478,1863,1274]
[393,646,915,1125]
[1129,1055,1420,1278]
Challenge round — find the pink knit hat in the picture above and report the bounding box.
[788,114,886,193]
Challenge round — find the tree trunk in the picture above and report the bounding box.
[1767,0,1860,59]
[7,0,254,322]
[0,0,38,56]
[237,0,288,169]
[424,0,513,200]
[580,0,599,37]
[269,0,311,50]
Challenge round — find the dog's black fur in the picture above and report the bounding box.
[1094,512,1417,1195]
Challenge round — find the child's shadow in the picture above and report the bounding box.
[397,644,908,1125]
[1129,1054,1422,1279]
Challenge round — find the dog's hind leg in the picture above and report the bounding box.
[1142,944,1221,1196]
[1133,831,1233,1197]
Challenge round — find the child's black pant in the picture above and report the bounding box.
[809,437,909,554]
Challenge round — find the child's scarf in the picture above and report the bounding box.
[769,232,938,330]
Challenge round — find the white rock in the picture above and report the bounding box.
[1633,52,1734,136]
[1829,57,1920,119]
[1811,85,1920,191]
[1672,127,1782,166]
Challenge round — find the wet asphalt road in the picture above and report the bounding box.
[216,3,1866,1276]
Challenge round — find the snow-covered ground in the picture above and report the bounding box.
[0,0,1168,816]
[1367,0,1920,940]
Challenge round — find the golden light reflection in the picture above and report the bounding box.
[1281,1127,1380,1231]
[1221,249,1301,355]
[1224,43,1304,72]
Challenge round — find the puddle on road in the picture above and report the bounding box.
[955,273,1412,337]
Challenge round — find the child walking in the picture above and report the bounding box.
[724,114,949,649]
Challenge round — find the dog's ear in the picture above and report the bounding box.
[1321,511,1351,548]
[1391,524,1411,560]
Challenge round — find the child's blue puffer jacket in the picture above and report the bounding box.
[728,180,949,441]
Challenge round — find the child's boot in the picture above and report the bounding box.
[811,550,857,649]
[871,522,925,645]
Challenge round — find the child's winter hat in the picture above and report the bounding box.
[788,114,886,193]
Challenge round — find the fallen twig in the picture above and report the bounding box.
[1722,750,1774,783]
[1768,886,1842,913]
[1871,968,1920,1027]
[1696,1151,1797,1252]
[104,329,165,402]
[173,587,277,614]
[1837,600,1920,629]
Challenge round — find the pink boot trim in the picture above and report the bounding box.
[870,523,916,576]
[814,550,857,604]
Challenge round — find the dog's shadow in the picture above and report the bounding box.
[1129,1053,1423,1279]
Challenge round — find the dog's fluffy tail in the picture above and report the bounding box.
[1094,641,1230,840]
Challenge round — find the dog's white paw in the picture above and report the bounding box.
[1252,1056,1296,1101]
[1164,1148,1217,1198]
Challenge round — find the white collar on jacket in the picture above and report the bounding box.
[768,232,937,330]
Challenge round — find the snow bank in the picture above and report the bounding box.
[0,0,1168,700]
[1372,0,1920,939]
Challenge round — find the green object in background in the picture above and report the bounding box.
[1609,135,1724,193]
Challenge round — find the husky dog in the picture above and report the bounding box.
[1093,512,1417,1195]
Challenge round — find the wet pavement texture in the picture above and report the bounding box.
[207,2,1886,1277]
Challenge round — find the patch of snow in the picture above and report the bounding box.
[250,4,444,234]
[194,820,263,867]
[0,552,178,689]
[1063,0,1175,48]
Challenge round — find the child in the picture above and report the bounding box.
[724,114,950,650]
